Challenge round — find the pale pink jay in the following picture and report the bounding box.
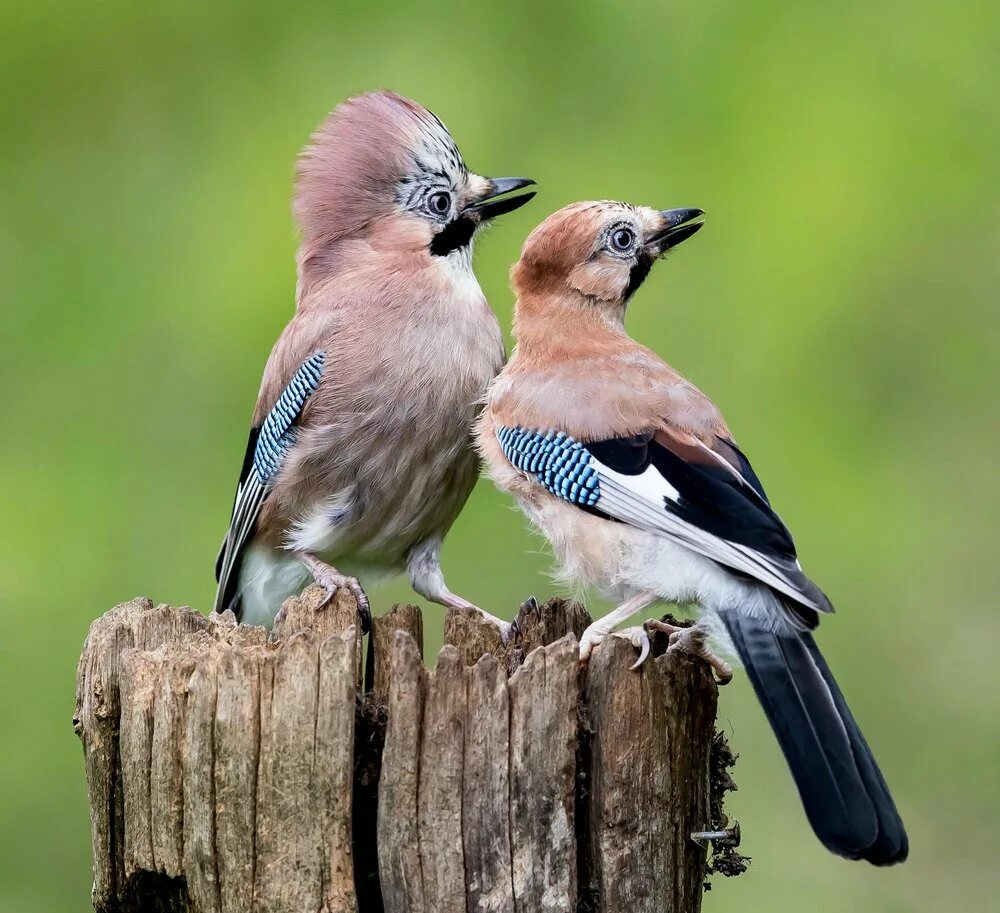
[215,91,534,633]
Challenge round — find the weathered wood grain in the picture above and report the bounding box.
[377,631,428,913]
[417,646,468,913]
[74,597,213,910]
[317,629,360,913]
[462,654,515,913]
[368,602,423,705]
[150,651,189,877]
[444,606,506,668]
[118,650,157,877]
[508,635,579,913]
[183,648,221,913]
[514,596,592,659]
[584,638,719,913]
[213,646,260,913]
[76,593,727,913]
[272,585,363,686]
[256,634,325,913]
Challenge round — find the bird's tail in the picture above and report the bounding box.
[719,600,908,865]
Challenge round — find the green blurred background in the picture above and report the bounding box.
[2,0,997,910]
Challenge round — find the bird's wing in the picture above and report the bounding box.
[495,424,831,626]
[214,350,326,614]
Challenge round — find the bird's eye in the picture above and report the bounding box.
[428,191,451,216]
[611,227,636,252]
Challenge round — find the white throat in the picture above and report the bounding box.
[437,242,480,297]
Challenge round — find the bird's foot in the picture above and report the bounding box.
[578,624,651,670]
[297,552,371,634]
[579,592,659,670]
[645,619,732,685]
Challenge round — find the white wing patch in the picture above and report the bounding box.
[590,457,823,612]
[598,462,681,505]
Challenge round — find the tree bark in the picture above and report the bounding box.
[75,587,730,913]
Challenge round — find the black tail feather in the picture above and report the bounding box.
[721,605,908,864]
[801,633,909,864]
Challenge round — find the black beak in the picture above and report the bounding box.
[645,208,705,253]
[465,177,536,222]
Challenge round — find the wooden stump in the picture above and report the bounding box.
[75,587,731,913]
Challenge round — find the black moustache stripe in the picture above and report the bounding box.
[430,216,476,256]
[624,255,654,300]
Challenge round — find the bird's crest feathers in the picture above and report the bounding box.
[294,91,465,249]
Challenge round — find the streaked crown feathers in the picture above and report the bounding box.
[293,91,466,247]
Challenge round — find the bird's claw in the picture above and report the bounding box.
[616,626,651,670]
[578,624,650,671]
[299,553,372,633]
[312,569,371,635]
[522,595,541,617]
[645,619,733,685]
[500,617,521,646]
[502,596,538,645]
[351,582,372,635]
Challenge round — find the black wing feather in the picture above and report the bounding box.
[650,440,795,559]
[591,431,830,621]
[213,351,326,616]
[587,432,797,560]
[214,425,261,606]
[715,437,769,503]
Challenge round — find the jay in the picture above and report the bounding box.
[476,201,907,864]
[215,91,534,633]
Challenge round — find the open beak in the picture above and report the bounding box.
[465,177,536,222]
[645,208,705,254]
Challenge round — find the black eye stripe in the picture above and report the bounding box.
[624,256,653,300]
[430,216,476,256]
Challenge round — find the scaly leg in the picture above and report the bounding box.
[645,619,733,685]
[296,551,371,634]
[579,592,658,670]
[407,537,516,643]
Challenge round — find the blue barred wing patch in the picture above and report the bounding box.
[496,426,601,507]
[253,351,325,483]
